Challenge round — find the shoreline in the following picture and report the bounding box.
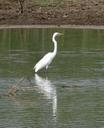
[0,25,104,30]
[0,1,104,26]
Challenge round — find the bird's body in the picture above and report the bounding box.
[34,52,55,72]
[34,32,62,73]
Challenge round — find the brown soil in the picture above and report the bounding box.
[0,0,104,25]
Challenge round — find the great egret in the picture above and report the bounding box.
[34,32,62,73]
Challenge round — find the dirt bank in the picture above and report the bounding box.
[0,0,104,25]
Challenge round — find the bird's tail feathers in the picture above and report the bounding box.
[33,65,38,73]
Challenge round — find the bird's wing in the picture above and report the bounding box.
[34,52,53,72]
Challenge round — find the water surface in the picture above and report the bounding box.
[0,28,104,128]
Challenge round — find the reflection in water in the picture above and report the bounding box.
[35,74,57,118]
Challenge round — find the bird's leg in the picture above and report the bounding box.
[45,70,47,77]
[46,65,48,70]
[45,65,48,75]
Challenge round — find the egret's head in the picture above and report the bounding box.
[53,32,63,37]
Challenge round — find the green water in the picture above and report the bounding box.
[0,28,104,128]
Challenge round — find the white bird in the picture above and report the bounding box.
[34,32,62,73]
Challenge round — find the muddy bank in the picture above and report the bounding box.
[0,0,104,25]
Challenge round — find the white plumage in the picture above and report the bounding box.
[34,32,62,73]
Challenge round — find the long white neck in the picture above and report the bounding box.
[52,34,57,56]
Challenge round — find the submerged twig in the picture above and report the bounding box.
[8,77,36,96]
[8,86,19,96]
[8,77,25,96]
